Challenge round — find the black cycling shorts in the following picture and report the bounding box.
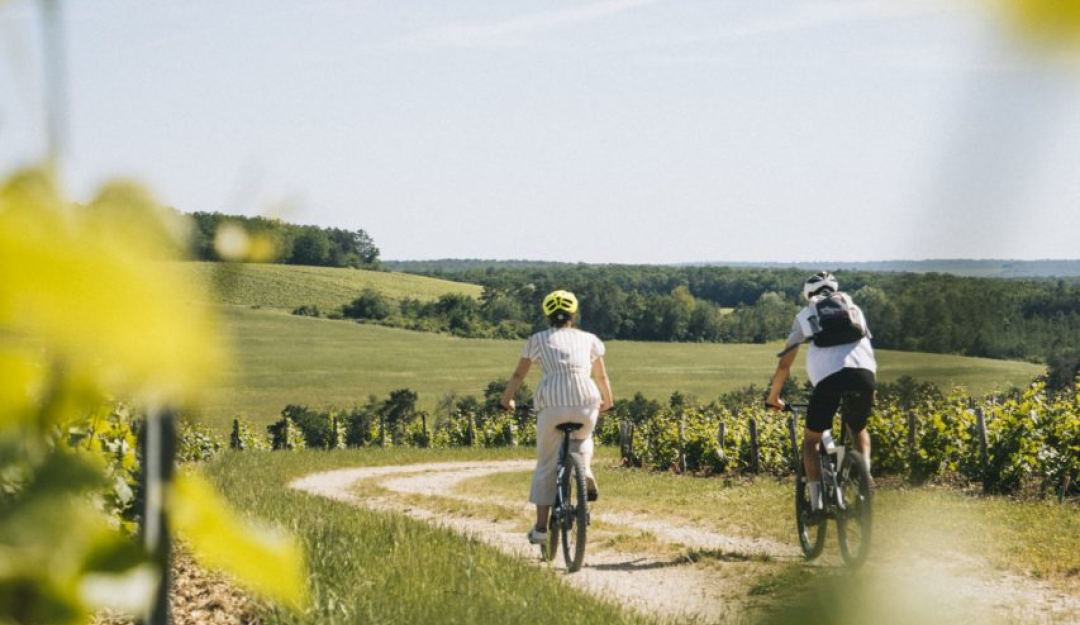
[805,368,876,434]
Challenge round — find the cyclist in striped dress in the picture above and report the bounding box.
[500,290,614,545]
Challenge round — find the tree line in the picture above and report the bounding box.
[189,211,381,268]
[337,264,1079,365]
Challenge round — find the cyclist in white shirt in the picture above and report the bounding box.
[500,290,614,545]
[765,272,877,522]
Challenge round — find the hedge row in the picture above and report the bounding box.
[215,378,1078,498]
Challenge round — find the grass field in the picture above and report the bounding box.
[172,261,482,311]
[196,306,1044,432]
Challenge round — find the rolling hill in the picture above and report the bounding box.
[173,261,482,312]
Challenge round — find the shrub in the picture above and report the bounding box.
[230,417,270,451]
[281,404,344,449]
[63,403,141,532]
[268,416,306,450]
[343,402,380,447]
[342,288,393,320]
[177,417,224,463]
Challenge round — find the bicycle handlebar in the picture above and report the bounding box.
[763,401,808,412]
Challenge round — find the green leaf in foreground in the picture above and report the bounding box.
[170,472,307,610]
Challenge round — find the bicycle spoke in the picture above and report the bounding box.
[837,450,873,568]
[561,453,588,572]
[795,463,826,560]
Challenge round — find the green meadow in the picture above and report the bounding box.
[197,305,1044,432]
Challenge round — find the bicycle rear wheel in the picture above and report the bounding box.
[543,512,559,562]
[559,452,588,572]
[837,449,872,568]
[795,460,827,560]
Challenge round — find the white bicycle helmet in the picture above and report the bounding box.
[803,271,838,300]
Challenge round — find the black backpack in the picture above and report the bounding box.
[810,292,866,347]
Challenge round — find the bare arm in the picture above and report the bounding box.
[592,356,613,413]
[500,358,532,410]
[765,344,799,410]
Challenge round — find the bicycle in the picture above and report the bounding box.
[783,403,873,568]
[541,422,590,572]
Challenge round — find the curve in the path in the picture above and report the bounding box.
[289,460,1080,625]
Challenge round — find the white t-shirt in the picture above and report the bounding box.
[522,327,605,410]
[785,299,877,386]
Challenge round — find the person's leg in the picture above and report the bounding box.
[803,429,824,481]
[530,408,563,532]
[805,373,843,512]
[564,407,600,499]
[535,505,550,531]
[840,368,876,474]
[853,428,871,472]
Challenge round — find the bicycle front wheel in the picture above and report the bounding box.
[559,452,589,572]
[836,449,872,568]
[795,460,827,560]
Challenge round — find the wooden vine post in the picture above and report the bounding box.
[619,419,634,466]
[975,407,990,494]
[139,408,177,625]
[786,413,798,470]
[907,410,917,483]
[677,413,687,473]
[748,411,760,474]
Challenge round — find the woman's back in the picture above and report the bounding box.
[523,327,604,409]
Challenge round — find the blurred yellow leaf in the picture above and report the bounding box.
[993,0,1080,47]
[0,168,225,402]
[169,473,307,609]
[0,348,46,425]
[85,180,191,260]
[213,222,280,262]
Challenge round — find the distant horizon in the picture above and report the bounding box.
[383,256,1080,264]
[379,257,1080,279]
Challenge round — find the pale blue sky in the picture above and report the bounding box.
[2,0,1079,263]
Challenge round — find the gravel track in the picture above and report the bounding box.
[290,460,1080,625]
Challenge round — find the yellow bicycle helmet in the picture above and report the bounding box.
[542,290,579,316]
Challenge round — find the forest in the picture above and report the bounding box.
[343,264,1079,368]
[188,211,381,268]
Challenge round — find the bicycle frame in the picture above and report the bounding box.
[816,431,846,514]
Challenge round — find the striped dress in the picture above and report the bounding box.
[522,327,605,410]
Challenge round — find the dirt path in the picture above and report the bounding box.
[290,461,1080,625]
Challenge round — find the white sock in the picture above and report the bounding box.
[809,481,823,511]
